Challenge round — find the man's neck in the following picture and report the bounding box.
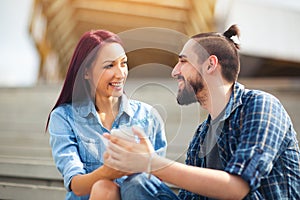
[200,83,233,120]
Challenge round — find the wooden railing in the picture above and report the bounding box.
[29,0,216,82]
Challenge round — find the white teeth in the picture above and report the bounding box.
[110,82,123,87]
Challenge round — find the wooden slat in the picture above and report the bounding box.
[31,0,217,80]
[44,0,68,18]
[72,0,188,22]
[122,0,190,9]
[74,9,185,32]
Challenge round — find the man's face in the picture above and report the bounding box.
[172,39,207,105]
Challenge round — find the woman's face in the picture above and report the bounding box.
[86,42,128,98]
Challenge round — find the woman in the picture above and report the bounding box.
[46,30,167,200]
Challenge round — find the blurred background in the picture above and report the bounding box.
[0,0,299,199]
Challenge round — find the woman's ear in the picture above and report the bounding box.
[207,55,218,73]
[84,68,90,79]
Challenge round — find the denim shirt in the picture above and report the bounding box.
[178,82,300,200]
[49,95,167,200]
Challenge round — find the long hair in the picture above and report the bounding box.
[45,30,123,131]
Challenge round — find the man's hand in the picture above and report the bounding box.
[103,126,155,173]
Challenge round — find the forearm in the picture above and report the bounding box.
[71,165,122,196]
[71,166,108,196]
[152,156,250,199]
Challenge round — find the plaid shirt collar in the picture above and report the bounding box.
[198,82,244,141]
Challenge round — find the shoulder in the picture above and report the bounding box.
[128,99,153,112]
[50,103,72,117]
[241,88,286,117]
[242,88,281,105]
[49,103,74,124]
[48,104,74,133]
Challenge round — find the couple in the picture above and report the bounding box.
[47,25,300,199]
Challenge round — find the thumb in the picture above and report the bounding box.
[103,151,110,160]
[132,126,147,140]
[132,126,154,152]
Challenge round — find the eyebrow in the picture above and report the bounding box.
[102,60,114,64]
[102,56,127,64]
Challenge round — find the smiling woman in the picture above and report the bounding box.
[85,43,128,101]
[45,30,167,200]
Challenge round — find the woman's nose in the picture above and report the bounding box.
[114,64,127,78]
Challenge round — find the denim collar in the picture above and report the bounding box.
[74,94,134,119]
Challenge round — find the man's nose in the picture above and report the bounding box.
[171,62,181,78]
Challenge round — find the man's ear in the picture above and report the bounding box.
[207,55,218,73]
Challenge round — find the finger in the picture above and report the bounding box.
[104,155,122,171]
[110,134,134,149]
[103,133,111,139]
[106,141,130,161]
[103,151,110,160]
[132,126,154,151]
[132,126,147,140]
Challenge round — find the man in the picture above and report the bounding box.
[104,25,300,199]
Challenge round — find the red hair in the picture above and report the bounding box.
[46,30,123,130]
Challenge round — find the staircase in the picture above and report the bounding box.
[0,84,66,199]
[0,78,299,199]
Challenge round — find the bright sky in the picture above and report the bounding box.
[0,0,39,87]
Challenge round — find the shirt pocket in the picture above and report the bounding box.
[76,132,106,172]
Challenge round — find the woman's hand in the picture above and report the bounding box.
[103,126,155,173]
[98,164,129,180]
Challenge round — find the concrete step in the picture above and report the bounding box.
[0,78,299,198]
[0,181,65,200]
[0,156,61,180]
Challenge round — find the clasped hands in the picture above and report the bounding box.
[103,126,155,176]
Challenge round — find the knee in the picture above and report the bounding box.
[121,173,178,200]
[90,179,120,200]
[121,173,148,190]
[121,173,162,199]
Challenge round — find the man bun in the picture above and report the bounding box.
[223,24,240,49]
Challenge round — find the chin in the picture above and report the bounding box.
[111,91,123,97]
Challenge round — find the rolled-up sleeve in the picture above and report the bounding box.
[49,107,85,191]
[224,92,289,191]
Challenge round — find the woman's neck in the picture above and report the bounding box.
[95,95,120,130]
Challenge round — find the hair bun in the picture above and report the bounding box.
[223,24,240,49]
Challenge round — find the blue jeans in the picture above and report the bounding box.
[120,173,180,200]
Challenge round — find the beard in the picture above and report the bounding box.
[176,74,204,105]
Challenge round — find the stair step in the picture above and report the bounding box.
[0,156,61,180]
[0,181,65,200]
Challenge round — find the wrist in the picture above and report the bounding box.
[150,154,172,176]
[147,152,155,179]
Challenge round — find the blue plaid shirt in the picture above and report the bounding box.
[178,82,300,199]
